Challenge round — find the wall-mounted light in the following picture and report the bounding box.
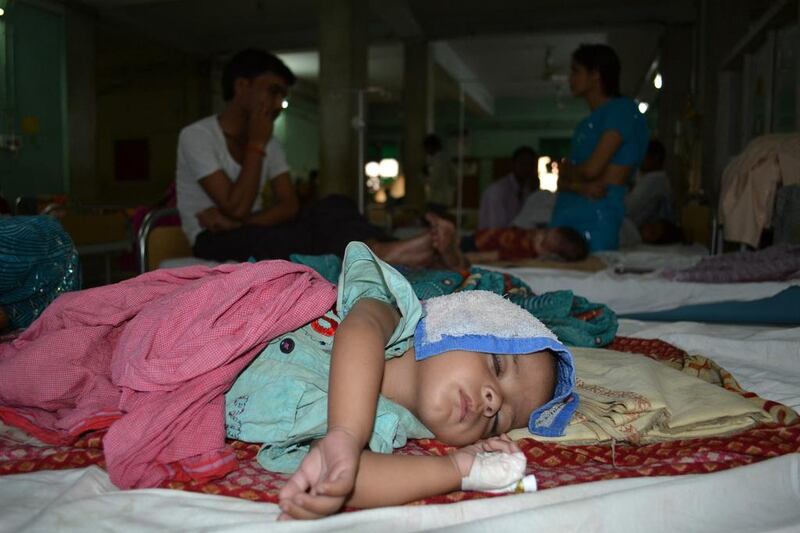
[365,161,380,179]
[0,8,5,16]
[653,73,663,90]
[638,102,649,114]
[378,158,399,179]
[281,99,288,109]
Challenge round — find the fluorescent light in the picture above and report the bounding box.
[537,156,558,192]
[378,158,399,178]
[365,161,380,179]
[638,102,649,114]
[654,73,662,89]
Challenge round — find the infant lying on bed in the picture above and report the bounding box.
[226,241,578,519]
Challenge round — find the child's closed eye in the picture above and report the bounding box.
[491,354,503,376]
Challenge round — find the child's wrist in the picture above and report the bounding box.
[448,451,474,479]
[327,424,368,448]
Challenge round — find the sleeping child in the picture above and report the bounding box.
[225,241,578,519]
[422,213,589,271]
[468,226,589,262]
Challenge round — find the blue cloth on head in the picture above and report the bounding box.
[413,290,578,438]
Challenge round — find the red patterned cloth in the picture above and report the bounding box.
[2,337,798,507]
[0,262,336,489]
[474,227,538,261]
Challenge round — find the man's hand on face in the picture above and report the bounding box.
[246,75,287,147]
[247,95,276,147]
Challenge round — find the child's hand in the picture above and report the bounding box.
[278,427,362,520]
[450,434,521,478]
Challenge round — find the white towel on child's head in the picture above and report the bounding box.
[419,291,558,346]
[414,290,579,437]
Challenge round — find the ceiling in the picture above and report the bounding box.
[73,0,695,111]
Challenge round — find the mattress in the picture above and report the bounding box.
[479,244,800,320]
[1,321,798,532]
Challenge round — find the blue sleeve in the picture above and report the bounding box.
[337,242,423,356]
[603,99,649,167]
[602,98,637,141]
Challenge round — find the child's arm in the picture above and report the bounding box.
[280,437,520,519]
[279,297,401,517]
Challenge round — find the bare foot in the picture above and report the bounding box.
[425,213,470,270]
[369,232,435,268]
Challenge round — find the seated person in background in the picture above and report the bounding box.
[176,49,436,267]
[625,139,682,244]
[509,184,557,230]
[421,133,456,215]
[478,146,539,229]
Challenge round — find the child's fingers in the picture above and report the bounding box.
[317,468,355,497]
[480,436,519,454]
[279,498,325,520]
[291,492,345,517]
[279,469,311,502]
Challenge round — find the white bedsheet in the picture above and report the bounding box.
[1,456,797,532]
[2,321,799,532]
[479,245,798,314]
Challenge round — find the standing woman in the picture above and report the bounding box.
[550,44,649,252]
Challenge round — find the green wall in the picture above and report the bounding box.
[274,95,320,182]
[0,1,67,202]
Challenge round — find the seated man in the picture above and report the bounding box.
[625,139,681,244]
[421,133,456,215]
[478,146,539,229]
[176,49,435,267]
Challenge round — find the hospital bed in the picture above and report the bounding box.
[479,244,800,325]
[1,319,799,533]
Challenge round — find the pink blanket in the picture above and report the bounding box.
[0,261,336,489]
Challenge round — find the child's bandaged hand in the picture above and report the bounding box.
[450,435,526,491]
[278,427,362,520]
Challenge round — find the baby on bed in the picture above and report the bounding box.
[226,241,578,519]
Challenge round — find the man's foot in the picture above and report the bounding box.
[425,213,470,270]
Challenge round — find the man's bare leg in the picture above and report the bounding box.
[424,213,470,270]
[368,231,435,268]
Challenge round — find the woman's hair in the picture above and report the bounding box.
[222,48,296,101]
[572,44,621,97]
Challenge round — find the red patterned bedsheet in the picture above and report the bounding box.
[2,337,798,507]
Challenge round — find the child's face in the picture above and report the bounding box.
[413,350,555,446]
[529,228,560,257]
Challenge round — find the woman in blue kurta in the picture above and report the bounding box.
[550,44,649,251]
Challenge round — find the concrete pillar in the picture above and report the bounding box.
[65,8,97,203]
[696,0,749,200]
[656,25,693,202]
[317,0,367,199]
[401,39,433,208]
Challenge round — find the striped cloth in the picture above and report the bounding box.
[0,216,80,329]
[664,244,800,283]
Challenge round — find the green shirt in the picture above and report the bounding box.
[225,242,433,473]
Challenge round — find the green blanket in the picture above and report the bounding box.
[290,254,617,348]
